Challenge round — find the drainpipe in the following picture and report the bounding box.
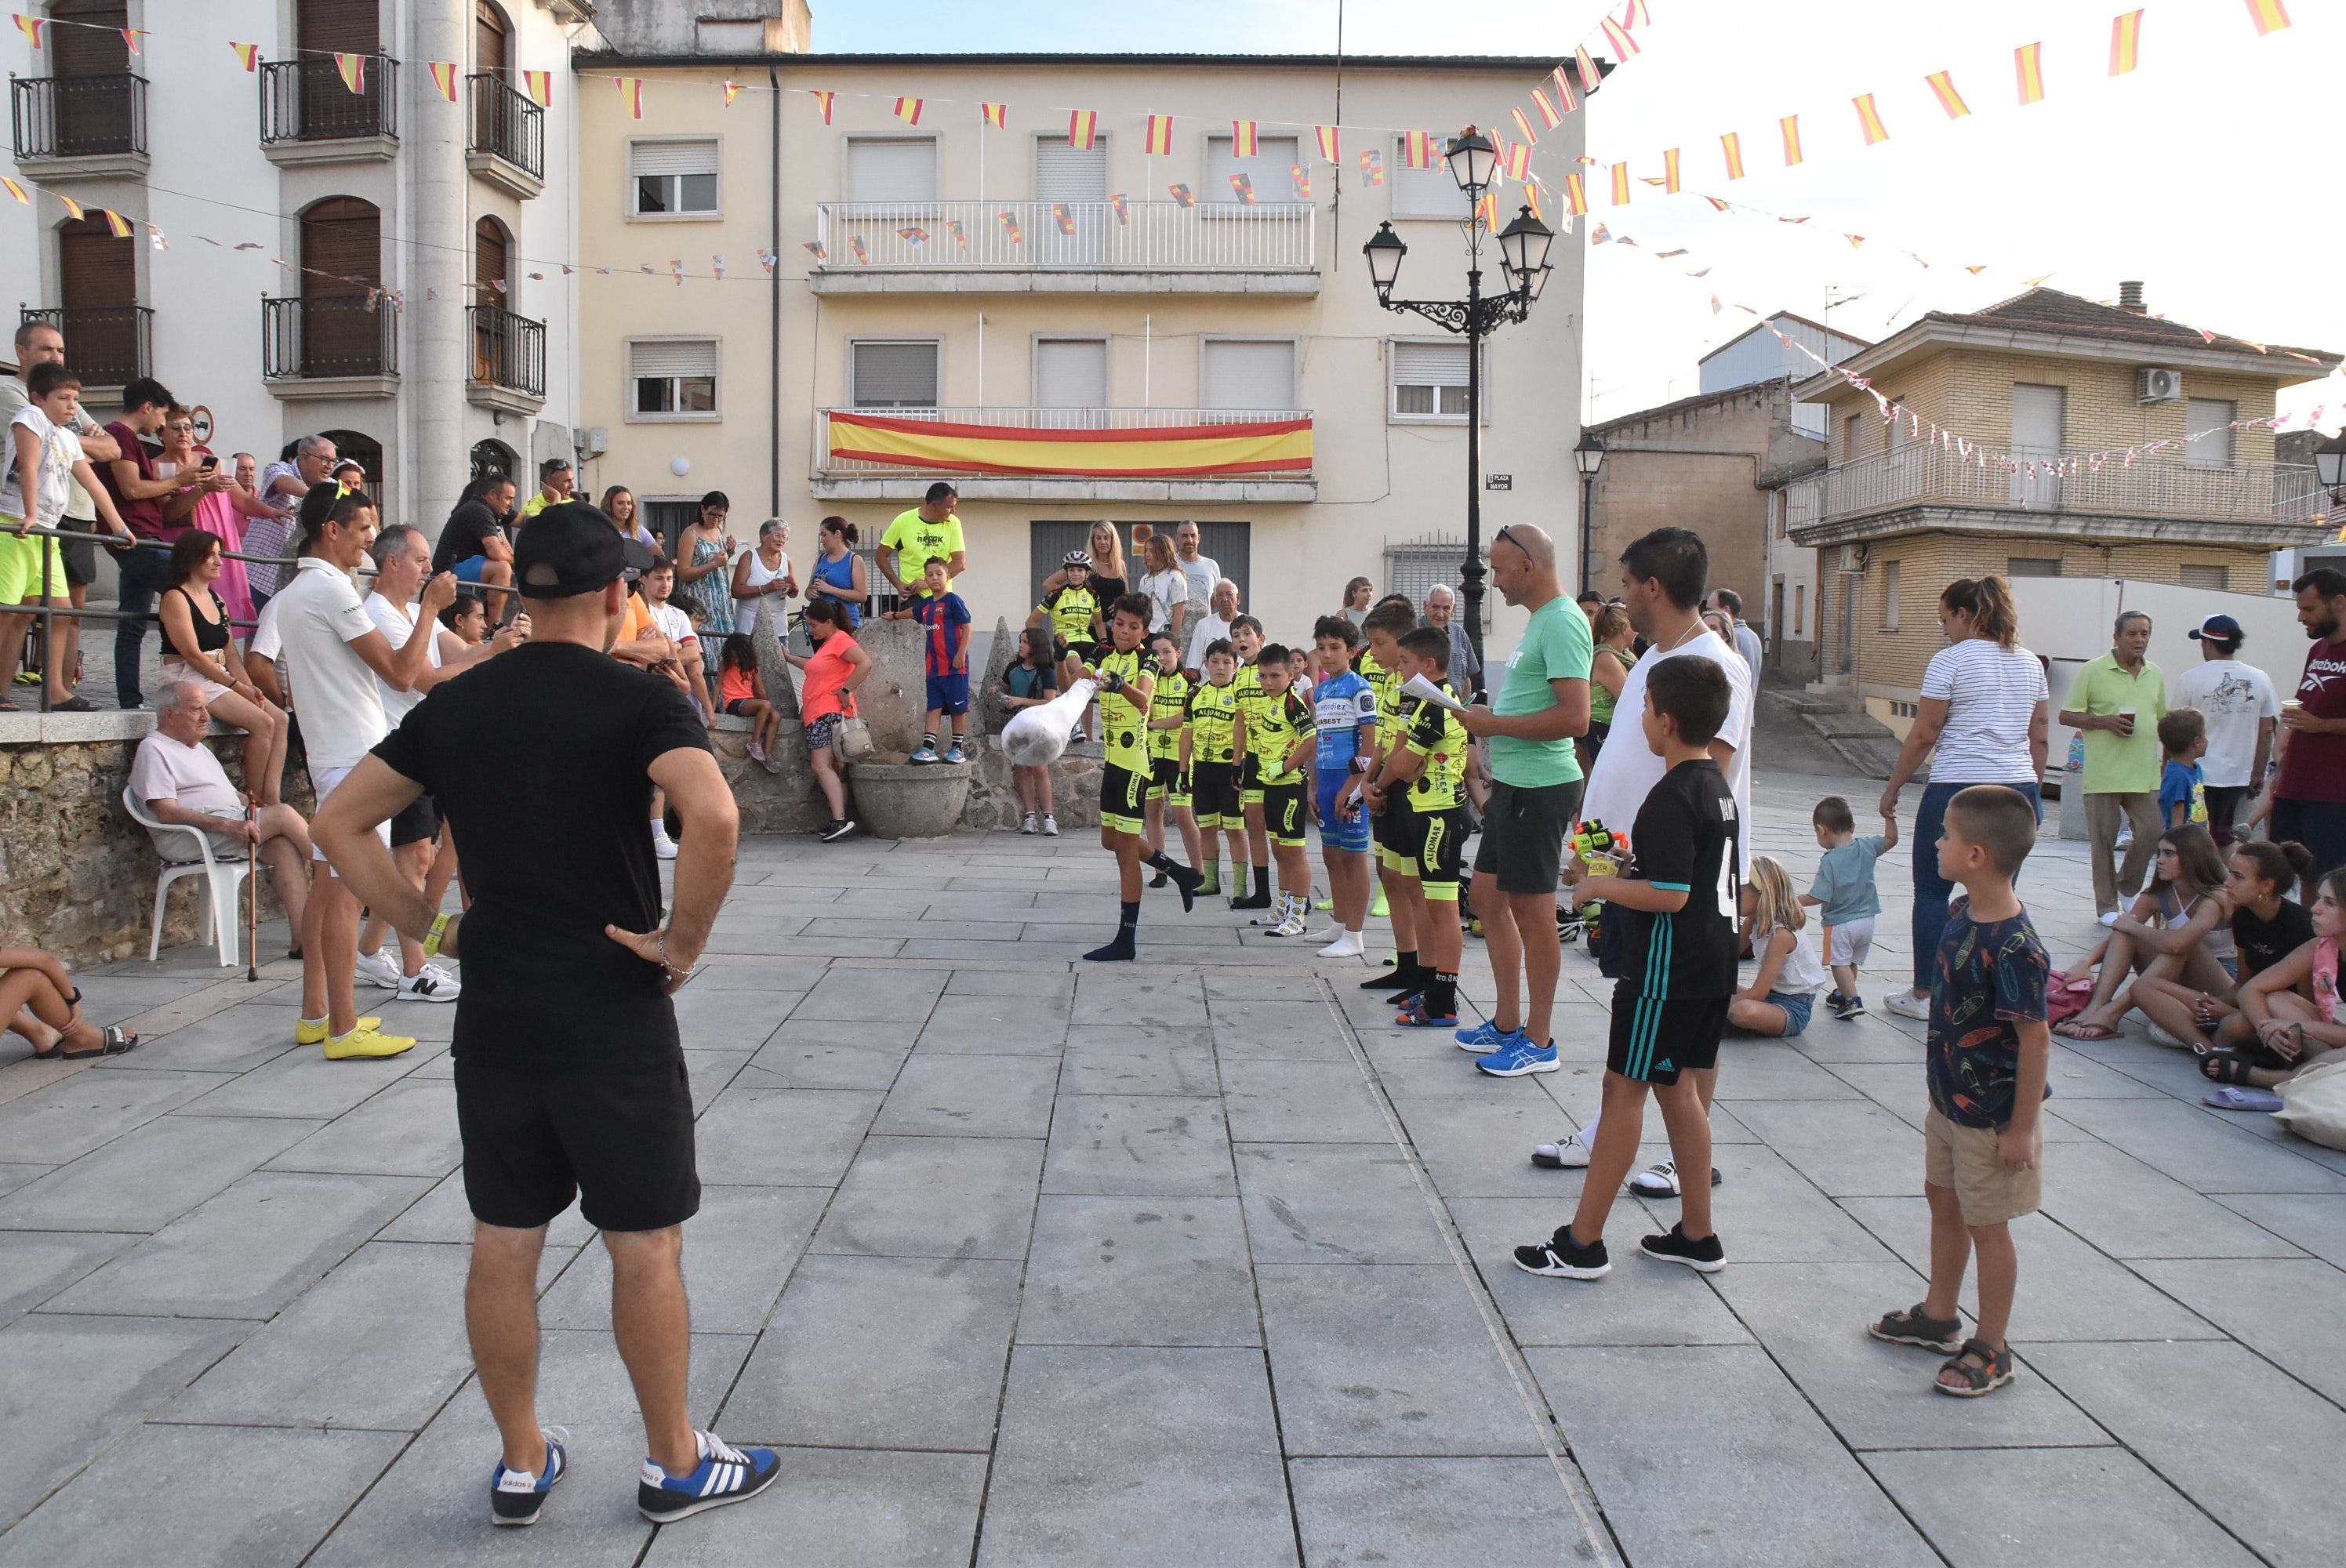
[411,0,467,539]
[769,62,782,519]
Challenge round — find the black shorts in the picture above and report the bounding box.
[58,526,97,589]
[1376,793,1415,867]
[1262,778,1309,846]
[1059,637,1100,669]
[388,793,440,848]
[1191,759,1241,826]
[1100,760,1149,834]
[1404,804,1465,897]
[454,1054,700,1232]
[1239,750,1265,807]
[1472,778,1585,895]
[1607,982,1727,1087]
[1149,755,1190,805]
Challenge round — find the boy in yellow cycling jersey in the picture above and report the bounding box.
[1185,641,1245,897]
[1074,594,1201,960]
[1226,615,1272,909]
[1232,643,1320,938]
[1357,599,1422,995]
[1365,627,1469,1026]
[1143,630,1202,891]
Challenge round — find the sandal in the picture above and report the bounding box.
[60,1025,138,1059]
[1934,1338,2017,1398]
[2200,1051,2257,1085]
[1868,1302,1964,1355]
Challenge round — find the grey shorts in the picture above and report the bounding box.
[1472,778,1584,895]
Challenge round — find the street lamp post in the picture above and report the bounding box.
[1362,127,1552,683]
[2316,430,2346,506]
[1574,430,1607,595]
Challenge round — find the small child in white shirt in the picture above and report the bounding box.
[2,362,132,706]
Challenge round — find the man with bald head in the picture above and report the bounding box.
[1455,523,1593,1076]
[1422,585,1480,699]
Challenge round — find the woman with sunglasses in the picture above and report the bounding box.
[154,405,270,626]
[804,515,867,630]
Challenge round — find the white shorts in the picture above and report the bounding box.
[1827,916,1876,969]
[310,763,390,864]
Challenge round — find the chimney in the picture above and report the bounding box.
[2117,281,2146,314]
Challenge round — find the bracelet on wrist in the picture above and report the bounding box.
[422,913,451,960]
[656,930,696,980]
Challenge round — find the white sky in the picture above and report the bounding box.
[821,0,2346,434]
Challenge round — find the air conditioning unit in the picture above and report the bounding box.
[2137,368,2183,404]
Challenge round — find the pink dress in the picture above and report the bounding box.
[189,490,254,626]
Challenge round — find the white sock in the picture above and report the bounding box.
[1577,1109,1601,1145]
[1318,927,1364,957]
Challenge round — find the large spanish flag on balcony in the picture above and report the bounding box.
[827,412,1312,478]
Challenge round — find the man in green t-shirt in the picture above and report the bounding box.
[2057,610,2167,922]
[1457,523,1593,1070]
[877,481,968,600]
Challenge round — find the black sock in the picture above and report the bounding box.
[923,731,938,750]
[1084,902,1140,962]
[1423,972,1458,1018]
[1254,863,1269,888]
[1361,949,1419,989]
[1146,851,1175,872]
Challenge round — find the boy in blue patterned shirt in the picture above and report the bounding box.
[887,557,971,764]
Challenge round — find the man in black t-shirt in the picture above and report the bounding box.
[313,503,779,1530]
[432,474,519,615]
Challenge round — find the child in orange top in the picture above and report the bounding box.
[718,633,784,775]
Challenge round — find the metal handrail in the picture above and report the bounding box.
[16,306,152,386]
[467,304,547,398]
[9,72,147,159]
[257,56,399,144]
[1789,444,2325,530]
[813,198,1317,271]
[467,73,543,180]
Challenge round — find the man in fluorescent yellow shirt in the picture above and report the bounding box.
[519,456,575,519]
[877,481,968,598]
[2057,609,2167,922]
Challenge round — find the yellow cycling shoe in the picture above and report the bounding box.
[296,1015,380,1045]
[323,1025,417,1060]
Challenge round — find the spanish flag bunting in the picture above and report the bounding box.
[1476,190,1498,230]
[1145,114,1175,155]
[2110,10,2144,74]
[1926,71,1970,119]
[146,223,165,251]
[621,77,645,119]
[1641,176,1668,187]
[1661,147,1681,194]
[848,238,869,265]
[1168,183,1195,208]
[1847,234,1865,249]
[1577,154,1599,165]
[524,71,552,108]
[1966,264,1988,274]
[1231,121,1258,158]
[827,409,1309,481]
[946,219,968,249]
[102,209,131,238]
[1052,201,1076,234]
[895,96,923,126]
[713,252,731,275]
[231,42,260,71]
[723,81,743,107]
[1289,164,1312,199]
[2014,44,2045,105]
[1778,215,1810,223]
[1591,222,1611,243]
[1624,0,1652,27]
[1852,93,1890,146]
[1531,88,1564,129]
[1549,67,1579,115]
[1779,114,1803,165]
[1720,131,1745,180]
[1701,194,1729,210]
[13,14,42,48]
[1600,17,1640,58]
[1068,109,1097,149]
[0,176,25,205]
[1710,295,1723,316]
[982,103,1007,128]
[1524,181,1544,222]
[888,234,919,252]
[1502,141,1532,181]
[1358,150,1384,186]
[1576,46,1602,98]
[1229,172,1256,205]
[1509,107,1538,147]
[119,28,141,56]
[1610,162,1631,205]
[336,53,368,95]
[804,241,826,261]
[670,260,685,285]
[429,62,459,103]
[1316,125,1340,163]
[999,210,1025,241]
[2244,1,2290,37]
[57,194,84,220]
[1565,172,1589,215]
[811,89,835,124]
[1109,194,1128,224]
[2024,273,2053,285]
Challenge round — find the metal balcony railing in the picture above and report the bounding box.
[468,304,545,399]
[259,56,398,144]
[812,199,1317,272]
[9,74,146,159]
[815,406,1313,478]
[262,296,398,380]
[467,74,543,180]
[1785,443,2326,532]
[18,306,151,386]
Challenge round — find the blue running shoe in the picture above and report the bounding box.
[1454,1018,1516,1054]
[908,745,941,764]
[1397,1000,1459,1029]
[637,1430,782,1524]
[490,1425,569,1527]
[1476,1038,1560,1077]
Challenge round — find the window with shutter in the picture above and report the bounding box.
[297,0,380,53]
[630,140,721,216]
[52,1,129,74]
[2184,399,2235,470]
[851,342,940,408]
[843,139,936,205]
[1203,134,1301,209]
[629,339,718,418]
[2178,564,2229,591]
[1033,136,1108,200]
[1034,339,1107,412]
[475,1,510,78]
[1200,339,1295,412]
[474,217,510,303]
[1388,340,1483,423]
[2004,557,2062,578]
[1391,140,1471,219]
[60,216,136,309]
[300,198,381,293]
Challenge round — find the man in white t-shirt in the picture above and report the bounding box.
[2175,614,2278,848]
[132,681,314,942]
[274,488,453,1058]
[1175,521,1220,629]
[1183,577,1240,678]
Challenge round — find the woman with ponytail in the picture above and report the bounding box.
[1878,575,2050,1018]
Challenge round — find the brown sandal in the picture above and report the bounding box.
[1934,1338,2017,1397]
[1870,1302,1963,1355]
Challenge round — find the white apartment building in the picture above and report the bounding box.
[3,0,592,539]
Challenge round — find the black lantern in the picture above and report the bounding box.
[2317,429,2346,498]
[1496,206,1554,286]
[1361,222,1407,306]
[1574,431,1607,597]
[1445,127,1498,196]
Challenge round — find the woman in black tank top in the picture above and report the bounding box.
[155,530,291,804]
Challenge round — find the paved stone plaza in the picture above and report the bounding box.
[2,768,2342,1567]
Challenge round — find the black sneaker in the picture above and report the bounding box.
[1837,992,1867,1020]
[1149,870,1170,888]
[489,1426,568,1527]
[819,818,859,844]
[1513,1225,1611,1279]
[1639,1221,1726,1273]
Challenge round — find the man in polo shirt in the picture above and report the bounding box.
[2059,610,2167,924]
[877,481,967,598]
[96,377,188,710]
[520,456,575,520]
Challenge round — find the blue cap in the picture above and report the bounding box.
[2188,615,2243,643]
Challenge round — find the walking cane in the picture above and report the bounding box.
[246,795,260,984]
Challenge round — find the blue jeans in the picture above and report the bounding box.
[114,540,172,708]
[1911,779,2042,990]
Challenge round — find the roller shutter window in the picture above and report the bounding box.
[851,341,939,408]
[1389,340,1481,422]
[2184,398,2235,470]
[475,1,510,78]
[60,215,136,310]
[631,339,717,416]
[1035,339,1107,411]
[1200,339,1294,412]
[843,138,937,204]
[474,216,510,302]
[1204,134,1299,209]
[1391,138,1471,219]
[52,0,129,74]
[1034,136,1108,199]
[631,139,719,215]
[297,0,380,52]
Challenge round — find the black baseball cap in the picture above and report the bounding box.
[2188,614,2244,643]
[512,502,655,598]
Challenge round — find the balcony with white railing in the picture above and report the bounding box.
[812,405,1316,502]
[808,200,1319,295]
[1785,442,2329,546]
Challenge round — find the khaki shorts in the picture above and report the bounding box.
[1924,1105,2043,1226]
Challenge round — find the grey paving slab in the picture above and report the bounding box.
[1446,1197,1756,1348]
[946,968,1074,999]
[640,1448,987,1568]
[1255,1263,1549,1457]
[910,990,1071,1052]
[0,1230,133,1326]
[875,1052,1060,1138]
[2039,1143,2310,1259]
[2050,1095,2346,1193]
[1218,1056,1392,1142]
[668,982,804,1048]
[1041,1093,1235,1196]
[681,1048,750,1114]
[1861,1446,2261,1568]
[1785,1016,1930,1063]
[691,1087,882,1187]
[541,1185,827,1334]
[45,1171,429,1321]
[792,966,949,1022]
[1711,1040,1868,1099]
[2210,1191,2346,1266]
[0,1111,321,1233]
[2026,1339,2346,1567]
[1058,1024,1219,1094]
[1209,997,1355,1061]
[1287,1457,1597,1568]
[0,1165,46,1200]
[1234,1143,1454,1265]
[1660,1141,1908,1264]
[172,1044,423,1120]
[1384,1093,1583,1200]
[812,1134,1044,1261]
[1529,1345,1939,1568]
[101,1004,307,1074]
[261,1078,460,1178]
[307,1330,750,1568]
[1019,1195,1260,1347]
[682,959,832,991]
[1723,1099,1921,1197]
[740,1027,910,1090]
[2130,1258,2346,1403]
[375,1169,595,1250]
[1072,971,1206,1027]
[0,1422,405,1568]
[721,1253,1021,1450]
[166,1240,474,1430]
[977,1345,1295,1568]
[0,1067,231,1163]
[0,1312,248,1530]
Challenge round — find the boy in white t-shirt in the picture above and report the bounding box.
[1,364,132,708]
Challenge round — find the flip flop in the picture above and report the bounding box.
[2203,1086,2285,1112]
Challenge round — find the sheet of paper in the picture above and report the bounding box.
[1400,673,1469,713]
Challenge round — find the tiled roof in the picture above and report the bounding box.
[1919,288,2336,365]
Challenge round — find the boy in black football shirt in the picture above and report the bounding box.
[1516,656,1737,1280]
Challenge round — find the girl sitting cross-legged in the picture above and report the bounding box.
[2054,825,2235,1042]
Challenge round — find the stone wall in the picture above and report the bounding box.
[960,734,1105,831]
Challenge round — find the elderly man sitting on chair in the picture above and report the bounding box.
[131,681,314,953]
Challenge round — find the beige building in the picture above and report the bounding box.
[568,39,1589,652]
[1788,285,2339,702]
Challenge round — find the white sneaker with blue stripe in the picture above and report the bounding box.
[637,1429,781,1524]
[1476,1038,1560,1077]
[1454,1018,1520,1054]
[489,1425,568,1526]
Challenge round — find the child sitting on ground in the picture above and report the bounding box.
[2202,863,2346,1090]
[2054,825,2234,1041]
[1000,626,1060,836]
[1868,784,2049,1398]
[1730,855,1830,1036]
[2159,707,2210,829]
[717,633,784,775]
[1802,794,1897,1020]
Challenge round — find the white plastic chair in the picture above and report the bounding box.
[122,786,252,967]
